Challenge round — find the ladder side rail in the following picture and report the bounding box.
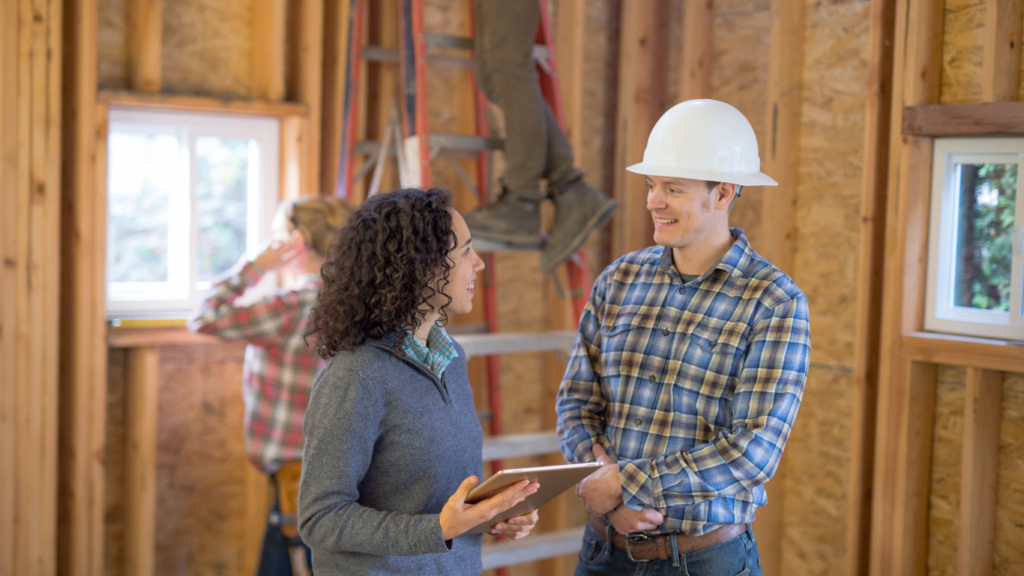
[339,0,368,198]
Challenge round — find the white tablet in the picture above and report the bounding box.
[464,462,604,535]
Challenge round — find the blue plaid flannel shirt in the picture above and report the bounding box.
[556,229,810,536]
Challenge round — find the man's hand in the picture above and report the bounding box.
[577,444,624,516]
[607,505,665,535]
[251,230,304,272]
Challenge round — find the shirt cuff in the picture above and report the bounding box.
[619,459,665,510]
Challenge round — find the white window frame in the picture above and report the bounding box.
[106,108,280,316]
[925,137,1024,341]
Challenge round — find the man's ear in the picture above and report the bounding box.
[716,183,736,210]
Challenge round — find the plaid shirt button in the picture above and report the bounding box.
[634,418,643,427]
[661,328,670,336]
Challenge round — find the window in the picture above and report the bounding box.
[106,108,280,315]
[926,137,1024,340]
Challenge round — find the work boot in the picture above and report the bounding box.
[541,180,618,273]
[462,188,543,244]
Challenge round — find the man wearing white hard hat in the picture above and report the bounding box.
[556,99,810,574]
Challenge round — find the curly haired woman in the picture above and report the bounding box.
[299,188,540,575]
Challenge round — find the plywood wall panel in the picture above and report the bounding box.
[153,343,250,576]
[711,7,769,252]
[939,0,985,104]
[98,0,128,89]
[927,367,967,576]
[162,0,252,98]
[994,372,1024,576]
[794,0,870,369]
[780,366,853,576]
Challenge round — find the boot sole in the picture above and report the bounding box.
[540,199,619,273]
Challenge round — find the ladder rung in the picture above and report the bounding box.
[425,32,474,51]
[453,331,576,358]
[471,237,546,253]
[354,138,486,159]
[431,133,504,152]
[362,45,474,69]
[481,526,585,569]
[482,431,561,461]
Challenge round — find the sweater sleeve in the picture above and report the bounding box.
[298,358,452,556]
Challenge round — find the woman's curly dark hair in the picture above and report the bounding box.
[307,188,458,358]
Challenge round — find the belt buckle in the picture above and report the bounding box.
[624,533,650,563]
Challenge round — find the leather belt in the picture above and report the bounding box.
[589,514,746,562]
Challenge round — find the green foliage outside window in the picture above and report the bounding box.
[953,163,1016,312]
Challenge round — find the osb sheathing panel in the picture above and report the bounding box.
[939,0,984,104]
[780,366,853,576]
[711,5,769,252]
[927,366,967,576]
[98,0,128,89]
[154,344,252,576]
[162,0,252,97]
[994,372,1024,575]
[794,0,869,369]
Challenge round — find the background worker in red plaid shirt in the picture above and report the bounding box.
[189,195,351,576]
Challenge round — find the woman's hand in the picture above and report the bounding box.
[251,230,304,272]
[439,476,539,541]
[489,510,539,540]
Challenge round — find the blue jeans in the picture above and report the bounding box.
[574,523,763,576]
[256,494,313,576]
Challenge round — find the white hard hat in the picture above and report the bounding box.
[627,99,777,187]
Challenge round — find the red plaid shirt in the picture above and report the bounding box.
[188,260,325,473]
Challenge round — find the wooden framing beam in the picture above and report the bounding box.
[679,0,713,101]
[901,332,1024,375]
[59,0,108,574]
[754,0,804,572]
[903,101,1024,135]
[870,0,943,571]
[98,89,307,117]
[124,347,160,576]
[956,368,1003,576]
[611,0,669,257]
[981,0,1023,102]
[252,0,287,101]
[847,0,897,573]
[127,0,162,91]
[289,0,324,195]
[554,0,586,153]
[1,0,63,573]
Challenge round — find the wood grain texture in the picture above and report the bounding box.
[289,0,323,195]
[993,372,1024,576]
[124,347,160,576]
[939,0,985,104]
[611,0,669,257]
[555,0,586,155]
[848,0,897,573]
[957,368,1003,576]
[59,2,108,574]
[1,0,63,573]
[871,0,943,570]
[894,361,938,576]
[982,0,1024,101]
[901,332,1024,374]
[926,370,966,576]
[251,0,285,100]
[903,101,1024,135]
[127,0,161,90]
[98,0,128,89]
[680,0,712,100]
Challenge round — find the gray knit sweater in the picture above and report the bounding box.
[298,334,484,575]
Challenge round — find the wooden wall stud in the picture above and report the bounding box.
[127,0,163,91]
[124,347,161,576]
[981,0,1023,102]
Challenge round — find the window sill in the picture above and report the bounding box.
[108,326,223,348]
[902,331,1024,373]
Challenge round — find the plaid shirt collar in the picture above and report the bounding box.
[656,228,753,284]
[400,322,458,379]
